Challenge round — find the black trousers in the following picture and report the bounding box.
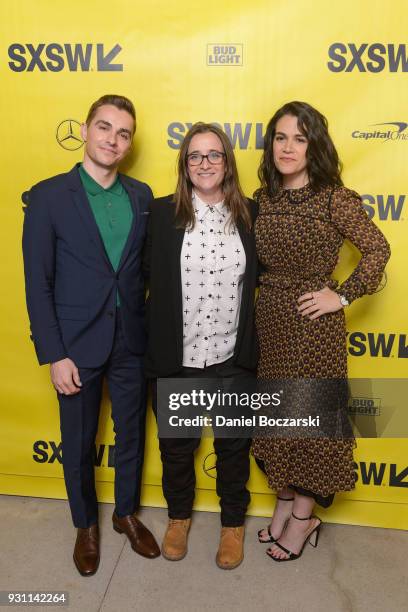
[58,314,147,528]
[152,358,252,527]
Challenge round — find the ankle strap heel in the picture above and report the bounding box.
[291,512,312,520]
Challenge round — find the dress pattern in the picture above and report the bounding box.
[251,184,391,497]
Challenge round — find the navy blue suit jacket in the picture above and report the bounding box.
[22,164,152,367]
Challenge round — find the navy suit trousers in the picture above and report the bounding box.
[58,313,146,528]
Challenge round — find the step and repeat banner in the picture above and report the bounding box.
[0,0,406,528]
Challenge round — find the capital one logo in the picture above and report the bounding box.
[8,43,123,72]
[327,43,408,72]
[352,122,408,143]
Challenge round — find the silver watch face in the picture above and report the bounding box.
[340,295,349,306]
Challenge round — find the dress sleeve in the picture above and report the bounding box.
[330,187,391,303]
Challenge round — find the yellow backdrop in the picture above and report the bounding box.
[0,0,406,529]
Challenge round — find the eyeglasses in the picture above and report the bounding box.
[187,151,225,166]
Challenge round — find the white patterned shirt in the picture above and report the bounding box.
[181,192,246,368]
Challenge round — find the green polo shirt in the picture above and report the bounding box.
[79,164,133,305]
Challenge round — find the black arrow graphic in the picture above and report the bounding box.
[389,464,408,487]
[97,44,123,71]
[398,334,408,358]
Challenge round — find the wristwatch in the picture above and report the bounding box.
[338,294,349,307]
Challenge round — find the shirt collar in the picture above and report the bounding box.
[192,191,227,221]
[79,164,123,197]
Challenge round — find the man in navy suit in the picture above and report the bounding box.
[22,94,160,576]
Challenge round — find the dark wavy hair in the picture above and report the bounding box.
[258,101,343,195]
[174,122,251,231]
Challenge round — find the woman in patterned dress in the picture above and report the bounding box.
[252,101,390,561]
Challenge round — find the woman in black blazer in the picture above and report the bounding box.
[144,122,258,570]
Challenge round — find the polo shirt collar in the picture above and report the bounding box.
[79,164,123,196]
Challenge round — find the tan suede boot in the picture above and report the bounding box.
[162,518,191,561]
[216,526,245,569]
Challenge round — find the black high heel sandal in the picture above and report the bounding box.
[257,496,295,544]
[266,512,322,561]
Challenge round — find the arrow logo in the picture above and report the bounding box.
[398,335,408,358]
[97,44,123,71]
[389,464,408,487]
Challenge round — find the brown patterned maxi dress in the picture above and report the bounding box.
[251,184,390,500]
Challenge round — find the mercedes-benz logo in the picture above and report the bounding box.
[56,119,84,151]
[203,452,217,479]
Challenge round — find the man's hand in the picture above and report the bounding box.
[50,358,82,395]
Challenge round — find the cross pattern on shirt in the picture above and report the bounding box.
[180,192,246,368]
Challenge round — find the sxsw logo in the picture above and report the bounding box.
[168,122,264,150]
[207,44,243,66]
[351,122,408,142]
[348,333,408,358]
[327,43,408,72]
[349,397,381,416]
[33,440,115,467]
[8,43,123,72]
[361,194,405,221]
[354,461,408,487]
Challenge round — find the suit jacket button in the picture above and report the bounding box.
[108,311,114,317]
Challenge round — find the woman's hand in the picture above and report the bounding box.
[297,286,343,320]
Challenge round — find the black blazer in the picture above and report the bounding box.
[143,194,259,378]
[22,164,152,367]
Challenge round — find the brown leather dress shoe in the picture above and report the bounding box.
[162,518,191,561]
[73,525,100,576]
[112,512,160,558]
[216,526,245,570]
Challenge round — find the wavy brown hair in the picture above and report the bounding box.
[174,122,251,231]
[258,101,343,195]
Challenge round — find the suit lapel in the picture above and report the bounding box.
[172,222,185,356]
[237,218,250,261]
[67,165,113,270]
[117,176,139,271]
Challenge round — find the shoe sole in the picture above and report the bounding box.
[161,546,187,561]
[215,555,244,570]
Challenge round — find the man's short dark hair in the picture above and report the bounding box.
[86,95,136,131]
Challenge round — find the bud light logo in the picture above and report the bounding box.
[8,43,123,72]
[327,43,408,72]
[167,122,264,150]
[349,397,381,416]
[207,44,243,66]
